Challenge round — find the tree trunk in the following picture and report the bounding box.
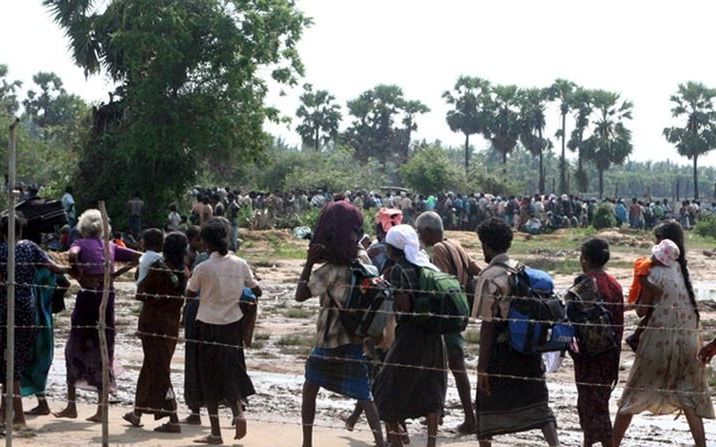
[693,155,699,200]
[501,150,507,177]
[598,167,604,199]
[559,112,567,194]
[464,133,470,173]
[538,128,545,194]
[314,125,320,152]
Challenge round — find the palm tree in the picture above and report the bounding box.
[582,90,633,198]
[663,82,716,200]
[399,99,430,161]
[549,79,577,194]
[296,84,342,151]
[519,87,551,193]
[443,76,490,173]
[482,84,522,174]
[567,88,595,192]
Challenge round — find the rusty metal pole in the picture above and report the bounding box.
[6,117,20,447]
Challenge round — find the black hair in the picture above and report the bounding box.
[476,217,513,253]
[580,237,610,268]
[185,225,201,241]
[163,232,188,270]
[65,186,73,194]
[654,220,698,321]
[142,228,164,251]
[201,217,230,255]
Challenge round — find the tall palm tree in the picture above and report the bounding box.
[443,76,490,173]
[482,84,522,174]
[519,87,551,193]
[582,90,633,198]
[567,88,595,193]
[296,84,342,151]
[663,82,716,200]
[549,79,577,194]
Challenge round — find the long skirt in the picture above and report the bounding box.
[65,289,116,391]
[20,269,55,396]
[573,350,619,445]
[0,293,37,381]
[195,320,255,405]
[183,298,201,409]
[476,341,556,439]
[135,333,177,419]
[305,344,372,400]
[374,321,447,422]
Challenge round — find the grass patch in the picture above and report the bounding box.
[276,334,314,347]
[525,258,583,275]
[283,308,312,319]
[464,329,480,345]
[249,341,266,350]
[254,333,270,341]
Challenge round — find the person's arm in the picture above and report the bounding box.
[635,276,658,318]
[698,339,716,364]
[295,244,324,302]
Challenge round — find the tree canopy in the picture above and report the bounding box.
[295,84,341,151]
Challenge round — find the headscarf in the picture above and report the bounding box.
[652,239,680,267]
[385,224,438,271]
[311,199,364,265]
[375,208,403,233]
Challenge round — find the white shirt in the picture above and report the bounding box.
[137,250,163,284]
[187,252,257,325]
[167,211,182,231]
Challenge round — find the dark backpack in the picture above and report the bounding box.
[412,268,470,334]
[326,262,394,338]
[565,275,619,357]
[498,263,574,354]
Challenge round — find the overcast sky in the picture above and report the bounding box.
[2,0,716,166]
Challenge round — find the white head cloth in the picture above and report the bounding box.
[385,224,438,271]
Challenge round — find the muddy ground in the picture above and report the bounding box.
[29,228,716,446]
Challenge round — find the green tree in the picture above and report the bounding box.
[0,64,22,115]
[23,72,87,140]
[45,0,310,223]
[549,79,577,194]
[663,81,716,200]
[400,143,463,194]
[582,90,633,198]
[442,76,490,173]
[482,84,522,172]
[567,88,594,192]
[344,84,427,165]
[295,84,341,151]
[519,87,551,194]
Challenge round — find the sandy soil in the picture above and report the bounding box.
[12,228,716,446]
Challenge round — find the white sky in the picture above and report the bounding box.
[2,0,716,166]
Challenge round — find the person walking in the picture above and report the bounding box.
[127,192,145,239]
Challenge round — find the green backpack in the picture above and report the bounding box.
[412,268,470,334]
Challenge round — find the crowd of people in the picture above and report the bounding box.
[0,190,714,446]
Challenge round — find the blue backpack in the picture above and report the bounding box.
[497,263,574,354]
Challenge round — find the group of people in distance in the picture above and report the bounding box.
[0,193,713,446]
[294,199,713,447]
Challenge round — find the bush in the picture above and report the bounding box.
[400,144,464,194]
[695,215,716,239]
[592,203,616,230]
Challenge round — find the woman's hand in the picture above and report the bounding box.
[306,244,325,265]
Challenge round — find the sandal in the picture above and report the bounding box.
[122,412,143,428]
[154,422,181,433]
[193,434,223,445]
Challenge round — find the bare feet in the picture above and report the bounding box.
[122,411,143,428]
[53,407,78,419]
[181,414,202,425]
[456,420,477,435]
[339,413,358,432]
[193,434,223,445]
[86,413,102,423]
[234,417,246,440]
[25,404,51,416]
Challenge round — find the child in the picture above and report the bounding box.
[137,228,164,284]
[113,231,127,248]
[625,239,680,351]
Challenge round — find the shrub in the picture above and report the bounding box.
[695,215,716,239]
[400,144,464,194]
[592,203,616,230]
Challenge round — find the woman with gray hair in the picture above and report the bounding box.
[54,209,141,422]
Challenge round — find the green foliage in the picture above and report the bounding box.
[295,84,341,151]
[519,87,552,193]
[46,0,310,225]
[592,203,616,229]
[549,79,577,194]
[483,84,522,164]
[0,65,22,115]
[694,215,716,239]
[400,144,464,195]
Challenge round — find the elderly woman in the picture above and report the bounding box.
[54,209,140,422]
[123,232,188,433]
[613,220,714,447]
[373,224,447,447]
[0,216,68,428]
